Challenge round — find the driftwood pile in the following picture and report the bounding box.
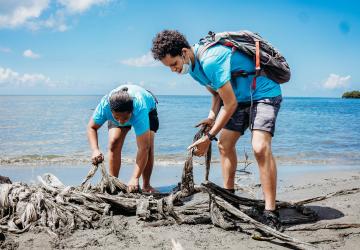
[1,127,360,249]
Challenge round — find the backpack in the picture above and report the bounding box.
[196,30,291,85]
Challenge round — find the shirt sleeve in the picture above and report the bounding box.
[132,109,150,136]
[201,49,232,90]
[92,101,107,126]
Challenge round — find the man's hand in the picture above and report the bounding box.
[195,118,215,132]
[187,136,211,157]
[127,176,140,193]
[91,149,104,165]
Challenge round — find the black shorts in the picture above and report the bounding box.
[108,108,159,133]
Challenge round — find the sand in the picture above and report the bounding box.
[1,166,360,250]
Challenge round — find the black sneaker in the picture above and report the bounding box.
[252,210,283,240]
[261,209,284,232]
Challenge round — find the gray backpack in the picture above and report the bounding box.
[196,30,291,84]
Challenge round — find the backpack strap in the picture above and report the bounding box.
[252,40,261,90]
[197,32,262,89]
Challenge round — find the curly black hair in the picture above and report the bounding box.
[151,30,191,60]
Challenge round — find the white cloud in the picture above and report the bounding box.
[27,9,69,32]
[323,74,351,89]
[120,52,161,67]
[58,0,111,13]
[23,49,40,59]
[0,66,52,87]
[0,0,49,28]
[0,0,112,31]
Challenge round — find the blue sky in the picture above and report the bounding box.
[0,0,359,96]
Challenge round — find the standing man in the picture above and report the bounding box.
[87,84,159,193]
[151,30,283,230]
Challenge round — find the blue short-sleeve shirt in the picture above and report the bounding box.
[189,43,281,102]
[92,84,156,136]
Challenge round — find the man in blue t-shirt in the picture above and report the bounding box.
[87,84,159,193]
[151,30,283,231]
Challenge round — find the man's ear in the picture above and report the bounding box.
[181,48,188,56]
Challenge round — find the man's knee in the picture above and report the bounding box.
[218,139,234,155]
[252,140,271,158]
[108,137,122,152]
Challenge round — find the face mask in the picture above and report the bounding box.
[180,54,192,74]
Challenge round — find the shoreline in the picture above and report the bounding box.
[1,162,359,187]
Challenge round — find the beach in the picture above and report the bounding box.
[1,163,360,249]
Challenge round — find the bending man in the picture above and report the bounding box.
[87,84,159,193]
[151,30,283,230]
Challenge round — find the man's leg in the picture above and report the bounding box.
[108,127,130,177]
[252,130,277,210]
[142,131,155,191]
[218,129,241,190]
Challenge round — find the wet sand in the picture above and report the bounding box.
[1,164,360,249]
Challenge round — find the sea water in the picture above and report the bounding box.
[0,95,359,186]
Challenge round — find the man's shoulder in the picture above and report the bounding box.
[198,44,231,67]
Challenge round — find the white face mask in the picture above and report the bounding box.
[180,54,192,74]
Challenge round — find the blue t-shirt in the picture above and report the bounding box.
[92,84,156,136]
[189,43,281,103]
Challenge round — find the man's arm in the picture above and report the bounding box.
[207,86,222,120]
[196,86,222,128]
[189,81,237,155]
[208,82,237,136]
[87,118,104,164]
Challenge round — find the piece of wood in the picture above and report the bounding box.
[207,192,317,250]
[288,223,360,231]
[0,176,11,184]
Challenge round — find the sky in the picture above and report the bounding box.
[0,0,359,97]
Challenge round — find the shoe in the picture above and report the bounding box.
[261,209,284,232]
[252,209,283,240]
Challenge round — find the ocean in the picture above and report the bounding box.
[0,95,359,186]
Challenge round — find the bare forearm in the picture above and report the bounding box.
[208,94,221,120]
[208,82,237,136]
[132,148,149,178]
[208,103,236,136]
[87,127,99,151]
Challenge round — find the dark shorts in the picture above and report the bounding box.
[108,108,159,133]
[224,95,282,136]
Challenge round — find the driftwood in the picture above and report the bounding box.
[288,223,360,231]
[208,192,317,250]
[0,176,11,184]
[1,126,360,249]
[291,188,360,206]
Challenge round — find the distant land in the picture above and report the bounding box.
[342,91,360,98]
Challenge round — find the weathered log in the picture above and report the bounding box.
[288,223,360,231]
[205,142,211,181]
[0,176,11,184]
[181,125,211,196]
[181,214,211,225]
[292,188,360,206]
[0,229,5,241]
[209,198,237,230]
